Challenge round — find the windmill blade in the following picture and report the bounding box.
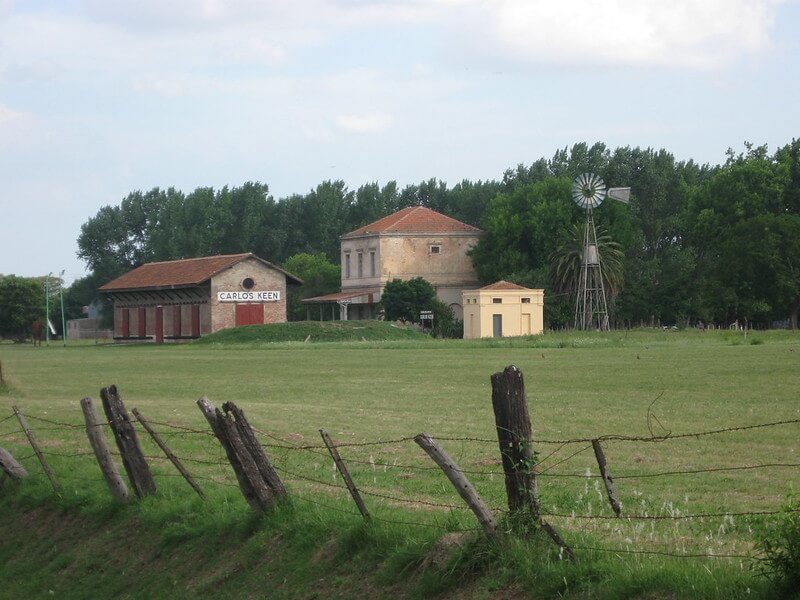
[607,187,631,203]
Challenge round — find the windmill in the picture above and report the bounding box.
[571,174,630,331]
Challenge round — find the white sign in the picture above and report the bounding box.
[217,291,281,302]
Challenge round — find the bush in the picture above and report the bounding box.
[756,495,800,594]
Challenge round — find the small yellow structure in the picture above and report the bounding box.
[462,281,544,339]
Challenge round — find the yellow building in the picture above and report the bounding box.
[462,281,544,338]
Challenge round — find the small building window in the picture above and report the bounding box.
[357,252,363,278]
[344,254,351,279]
[241,277,255,290]
[521,297,531,303]
[430,245,441,254]
[492,298,502,304]
[370,251,376,276]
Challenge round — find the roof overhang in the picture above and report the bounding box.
[302,287,382,304]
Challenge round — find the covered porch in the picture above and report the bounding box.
[302,287,382,321]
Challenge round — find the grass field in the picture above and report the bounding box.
[0,326,798,598]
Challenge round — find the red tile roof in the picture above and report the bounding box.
[343,206,481,237]
[99,253,302,291]
[480,280,530,291]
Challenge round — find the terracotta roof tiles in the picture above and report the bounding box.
[480,280,530,291]
[99,253,302,291]
[343,206,481,237]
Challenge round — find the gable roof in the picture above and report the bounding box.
[99,253,302,292]
[343,206,482,238]
[479,280,530,291]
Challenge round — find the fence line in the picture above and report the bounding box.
[2,402,798,564]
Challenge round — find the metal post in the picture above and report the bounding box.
[59,270,66,346]
[45,273,51,345]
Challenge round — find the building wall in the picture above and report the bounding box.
[66,318,113,340]
[340,232,481,320]
[462,289,544,339]
[209,257,289,332]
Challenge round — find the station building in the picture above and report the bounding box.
[303,206,482,320]
[99,253,302,342]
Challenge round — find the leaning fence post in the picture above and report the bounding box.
[222,402,287,499]
[132,408,205,499]
[197,396,272,511]
[320,428,370,521]
[12,405,60,494]
[415,432,499,541]
[490,365,539,518]
[80,397,129,502]
[592,439,621,517]
[0,447,28,481]
[100,385,156,498]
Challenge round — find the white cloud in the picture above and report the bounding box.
[336,111,393,133]
[0,103,21,124]
[451,0,784,69]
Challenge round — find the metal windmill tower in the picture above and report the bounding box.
[572,174,630,331]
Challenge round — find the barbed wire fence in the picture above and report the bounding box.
[1,369,799,564]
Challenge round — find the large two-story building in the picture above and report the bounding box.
[304,206,482,320]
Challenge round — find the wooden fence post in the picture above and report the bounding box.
[222,402,287,499]
[0,447,28,481]
[490,366,575,560]
[320,429,370,521]
[100,385,156,499]
[12,405,60,494]
[132,408,205,499]
[490,365,539,518]
[591,439,621,517]
[197,396,273,511]
[415,432,499,541]
[80,397,129,502]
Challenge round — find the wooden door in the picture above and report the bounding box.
[173,305,182,337]
[235,304,264,326]
[138,307,147,338]
[121,308,129,338]
[492,314,502,338]
[155,305,164,344]
[191,305,200,338]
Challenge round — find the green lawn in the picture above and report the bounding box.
[0,328,798,598]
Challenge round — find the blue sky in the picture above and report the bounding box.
[1,0,798,283]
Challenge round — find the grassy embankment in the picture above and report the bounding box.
[0,323,798,598]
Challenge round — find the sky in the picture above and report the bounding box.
[1,0,799,285]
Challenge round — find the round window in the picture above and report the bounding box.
[241,277,255,290]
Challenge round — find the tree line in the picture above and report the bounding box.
[3,139,798,339]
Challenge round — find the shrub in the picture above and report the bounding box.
[756,495,800,594]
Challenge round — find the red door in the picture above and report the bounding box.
[173,306,182,337]
[191,304,200,338]
[235,304,264,326]
[155,306,164,344]
[121,308,129,338]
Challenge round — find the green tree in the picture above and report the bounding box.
[550,222,625,306]
[380,277,457,336]
[380,277,438,322]
[469,178,579,287]
[282,253,340,321]
[0,276,45,340]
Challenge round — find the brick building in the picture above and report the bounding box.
[304,206,482,320]
[99,253,302,342]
